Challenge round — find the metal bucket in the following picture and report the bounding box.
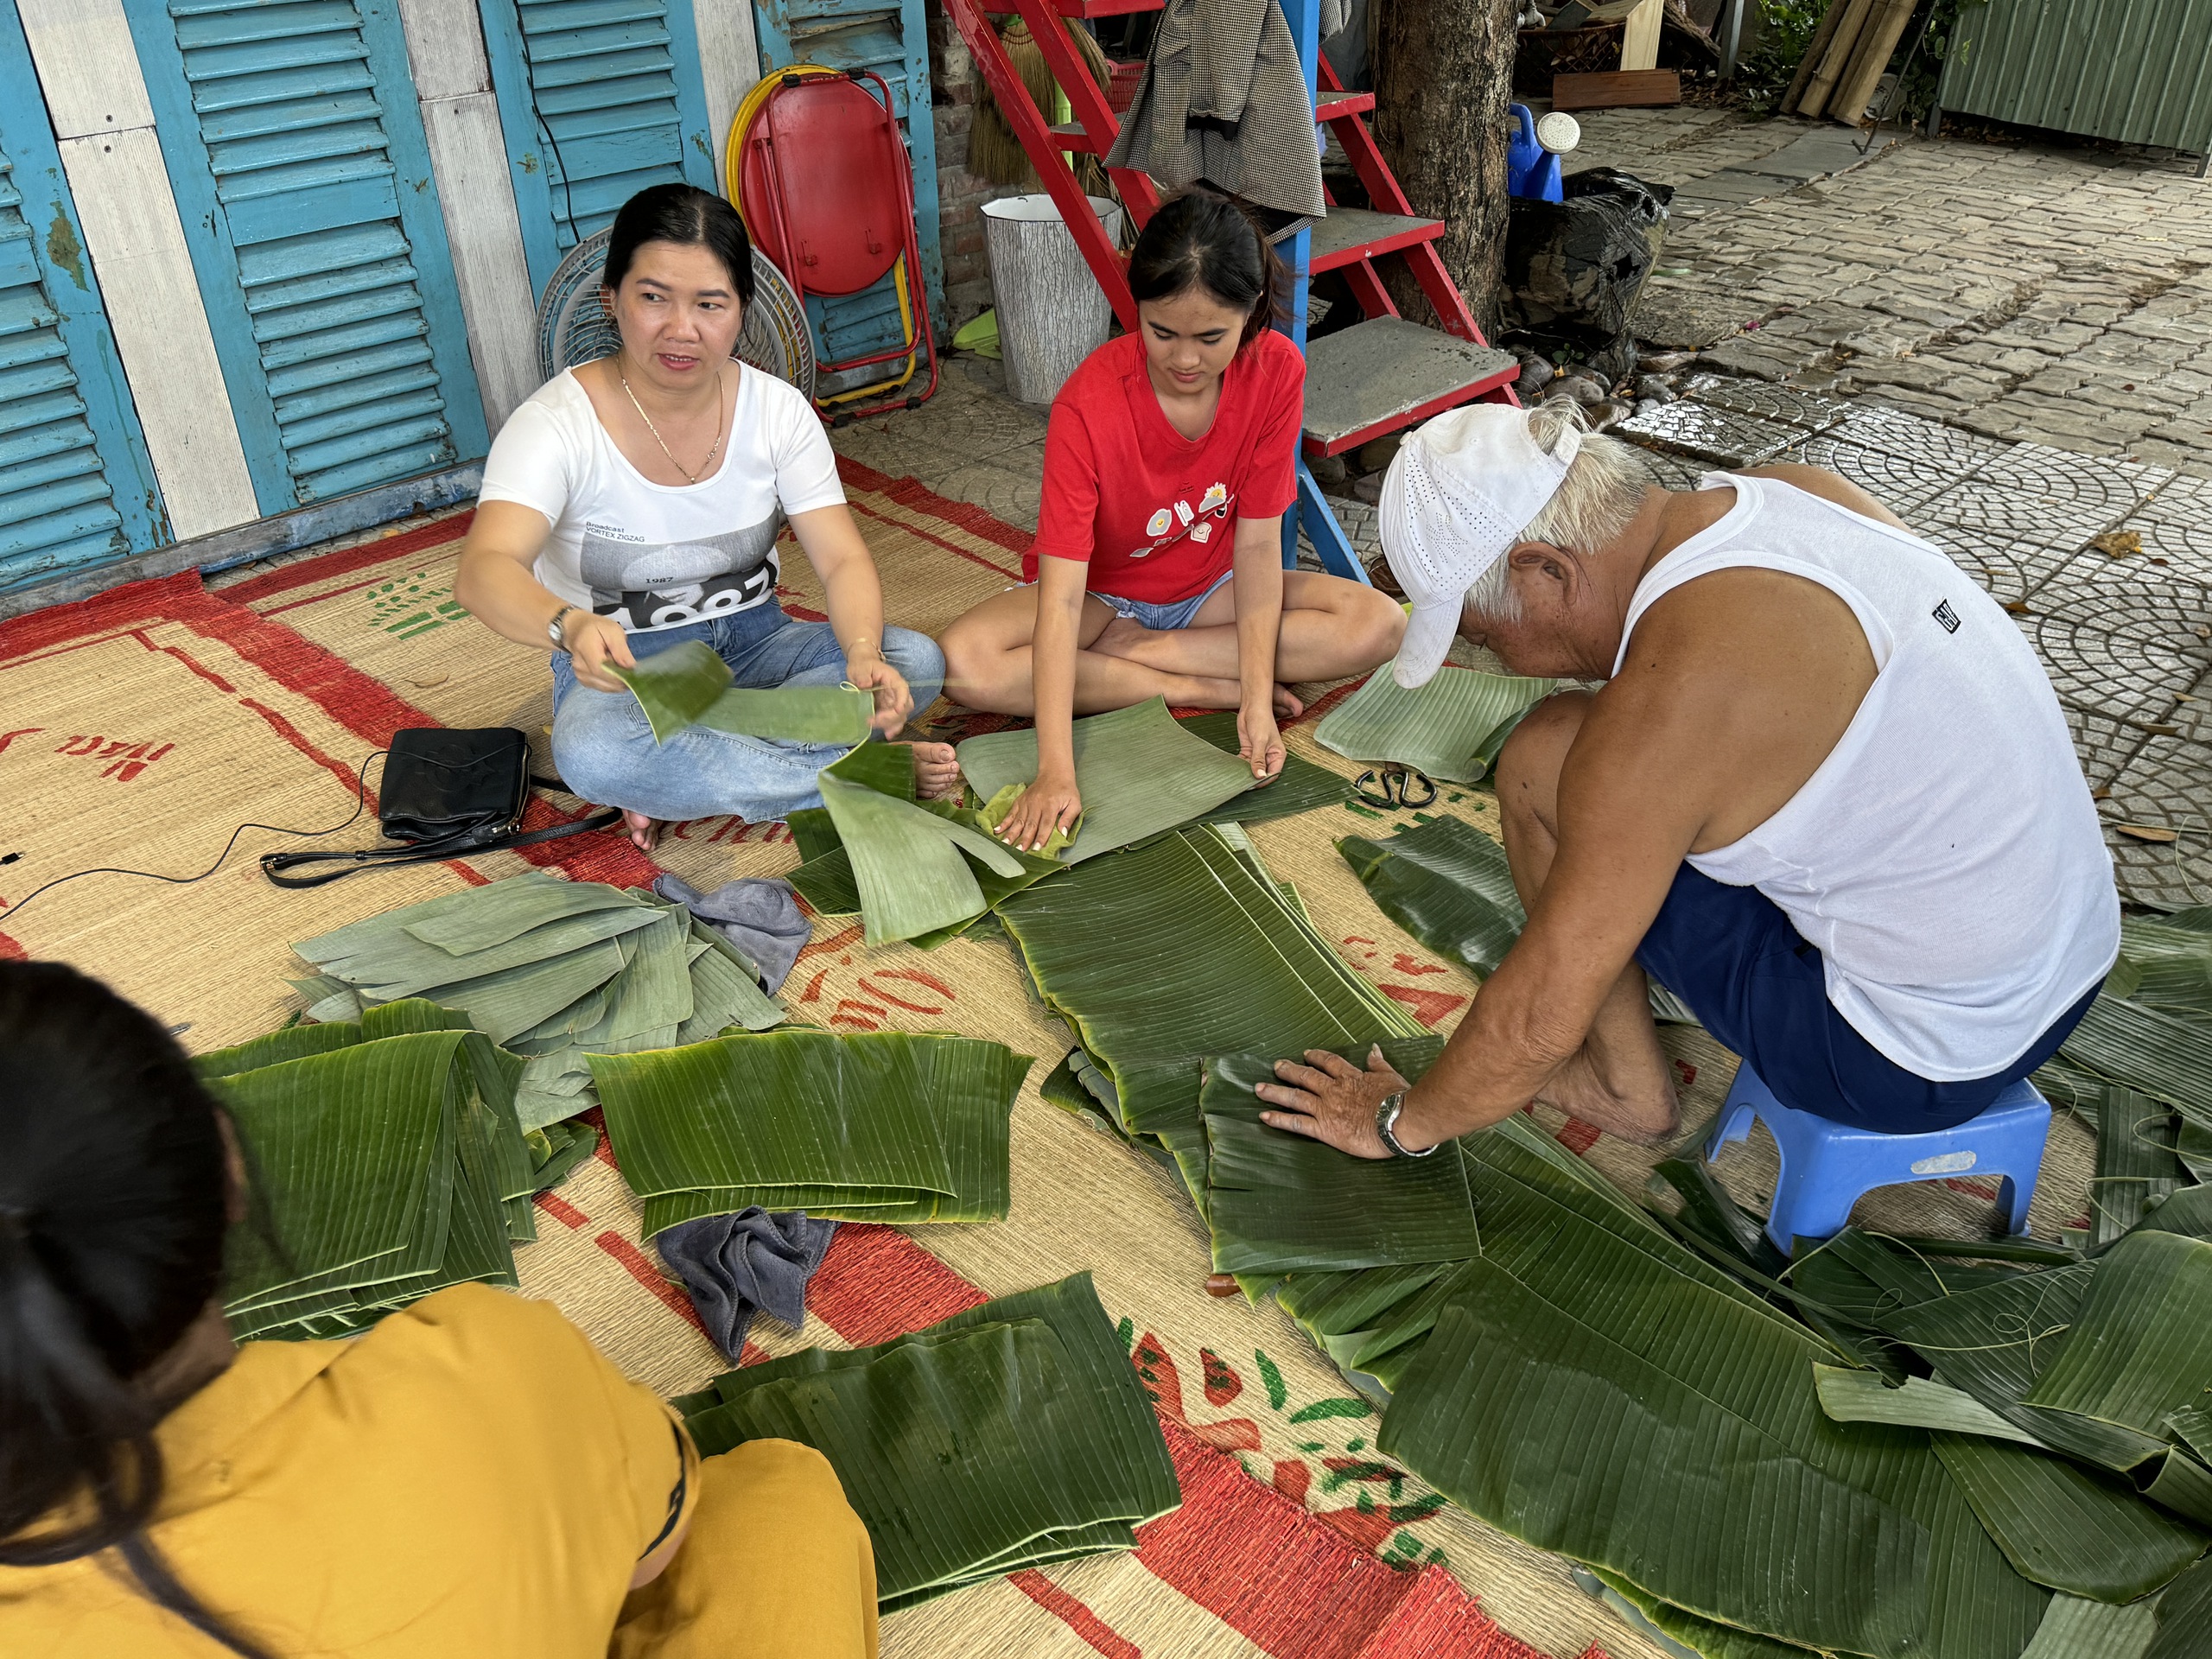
[981,194,1123,405]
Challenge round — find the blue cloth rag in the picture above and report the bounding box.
[652,874,810,994]
[654,1208,838,1361]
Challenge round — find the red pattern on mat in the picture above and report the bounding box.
[804,1227,1560,1659]
[0,931,23,960]
[0,569,658,893]
[595,1230,710,1342]
[219,512,477,607]
[836,457,1031,557]
[1009,1570,1143,1659]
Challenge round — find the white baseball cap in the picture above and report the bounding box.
[1379,405,1581,689]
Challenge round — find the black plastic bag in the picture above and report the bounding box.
[1499,168,1674,384]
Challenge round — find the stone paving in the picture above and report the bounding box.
[834,107,2212,910]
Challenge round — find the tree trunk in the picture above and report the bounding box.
[1371,0,1522,336]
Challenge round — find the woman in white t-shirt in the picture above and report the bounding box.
[456,184,952,849]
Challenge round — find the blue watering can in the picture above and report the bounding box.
[1507,104,1581,202]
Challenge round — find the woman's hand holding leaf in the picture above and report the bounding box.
[566,612,637,694]
[846,645,914,734]
[1238,700,1285,784]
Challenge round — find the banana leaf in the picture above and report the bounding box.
[594,1028,1024,1233]
[213,1032,464,1311]
[1380,1274,2049,1659]
[1173,711,1355,825]
[195,1020,361,1081]
[611,639,876,745]
[1875,1264,2175,1474]
[676,1274,1179,1604]
[955,696,1260,863]
[1586,1566,1826,1659]
[2113,912,2212,1014]
[2060,995,2212,1128]
[298,870,639,964]
[2094,1087,2185,1247]
[819,742,1024,945]
[1816,1366,2048,1446]
[2023,1230,2212,1440]
[2020,1596,2160,1659]
[1199,1041,1479,1274]
[676,925,785,1042]
[2146,1554,2212,1659]
[1338,815,1525,978]
[1313,663,1559,785]
[785,846,862,918]
[1930,1431,2207,1601]
[995,826,1422,1167]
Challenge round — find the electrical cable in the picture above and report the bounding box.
[0,751,386,925]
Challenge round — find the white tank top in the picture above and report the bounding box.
[1612,474,2119,1082]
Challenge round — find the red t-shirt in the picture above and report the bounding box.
[1027,328,1304,603]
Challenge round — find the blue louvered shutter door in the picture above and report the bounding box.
[480,0,719,295]
[126,0,489,515]
[0,12,166,592]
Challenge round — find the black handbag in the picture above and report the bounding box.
[260,728,620,888]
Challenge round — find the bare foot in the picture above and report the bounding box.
[897,741,962,800]
[1534,1047,1681,1147]
[619,808,664,853]
[1089,613,1155,662]
[1274,683,1305,721]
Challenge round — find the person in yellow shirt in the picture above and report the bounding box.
[0,959,877,1657]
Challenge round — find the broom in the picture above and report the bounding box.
[969,15,1116,190]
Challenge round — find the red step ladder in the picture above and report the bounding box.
[942,0,1521,576]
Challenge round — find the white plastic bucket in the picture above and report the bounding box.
[981,194,1124,404]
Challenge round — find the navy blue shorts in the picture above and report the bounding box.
[1636,865,2100,1135]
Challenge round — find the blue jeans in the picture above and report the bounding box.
[1637,865,2101,1135]
[550,605,944,823]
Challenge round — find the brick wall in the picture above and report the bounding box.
[927,0,1008,331]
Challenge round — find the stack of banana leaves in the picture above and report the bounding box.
[1313,662,1560,784]
[669,1274,1179,1610]
[288,870,784,1130]
[783,699,1353,948]
[590,1027,1030,1236]
[1000,822,1429,1200]
[194,999,585,1341]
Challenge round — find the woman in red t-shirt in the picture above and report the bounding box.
[939,191,1405,850]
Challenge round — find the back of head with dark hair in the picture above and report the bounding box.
[1125,188,1288,347]
[603,181,756,310]
[0,961,270,1657]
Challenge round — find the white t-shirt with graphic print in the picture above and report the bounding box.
[477,364,844,633]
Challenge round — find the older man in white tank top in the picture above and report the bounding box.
[1254,403,2119,1160]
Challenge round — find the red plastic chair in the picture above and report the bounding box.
[743,69,939,422]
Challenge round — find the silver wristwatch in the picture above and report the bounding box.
[1375,1090,1436,1158]
[548,605,577,652]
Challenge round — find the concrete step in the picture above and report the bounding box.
[1301,317,1519,456]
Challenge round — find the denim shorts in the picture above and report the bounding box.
[1091,569,1234,632]
[1637,864,2101,1134]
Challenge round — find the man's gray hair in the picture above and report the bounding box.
[1460,403,1653,625]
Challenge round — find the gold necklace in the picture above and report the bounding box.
[620,366,725,484]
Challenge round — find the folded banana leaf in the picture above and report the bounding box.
[612,638,874,745]
[2018,1595,2159,1659]
[1930,1431,2208,1602]
[675,1274,1179,1605]
[995,826,1422,1171]
[955,696,1260,863]
[526,1119,597,1192]
[2061,994,2212,1128]
[1313,662,1559,785]
[1380,1272,2049,1659]
[818,741,1026,945]
[2147,1554,2212,1659]
[592,1028,1026,1234]
[2094,1086,2186,1245]
[2023,1230,2212,1440]
[195,1020,365,1081]
[1199,1041,1480,1274]
[1816,1365,2047,1446]
[1338,815,1525,979]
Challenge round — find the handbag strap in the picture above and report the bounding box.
[259,809,623,890]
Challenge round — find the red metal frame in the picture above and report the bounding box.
[749,69,942,420]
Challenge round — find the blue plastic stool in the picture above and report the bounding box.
[1703,1065,2053,1252]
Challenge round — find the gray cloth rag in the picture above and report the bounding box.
[652,874,810,994]
[656,1208,839,1362]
